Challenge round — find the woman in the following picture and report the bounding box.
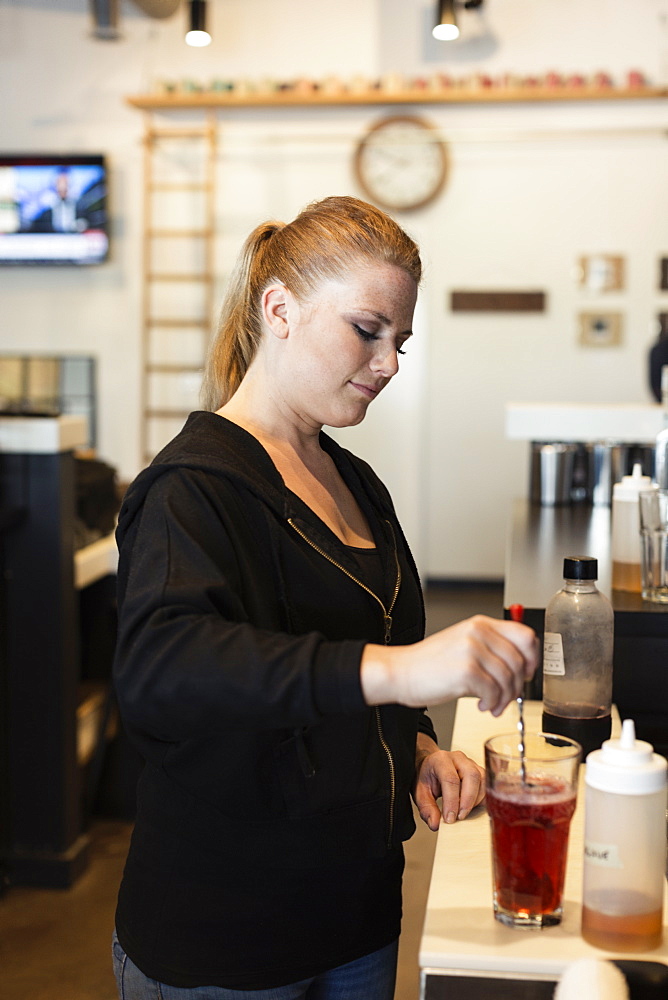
[112,196,537,999]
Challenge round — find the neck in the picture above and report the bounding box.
[218,366,323,462]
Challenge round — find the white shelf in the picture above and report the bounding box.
[506,402,664,444]
[74,533,118,590]
[0,415,88,454]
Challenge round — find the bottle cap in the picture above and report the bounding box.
[585,719,668,794]
[612,463,653,501]
[563,556,598,580]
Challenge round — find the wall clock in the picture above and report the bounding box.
[353,115,449,212]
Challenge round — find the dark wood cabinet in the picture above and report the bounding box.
[0,417,119,888]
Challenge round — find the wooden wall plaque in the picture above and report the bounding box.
[450,290,546,312]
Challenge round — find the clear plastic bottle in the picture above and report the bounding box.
[582,719,667,952]
[542,556,614,758]
[611,463,653,592]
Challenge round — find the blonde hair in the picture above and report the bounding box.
[200,196,422,410]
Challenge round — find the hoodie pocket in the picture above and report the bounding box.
[273,726,390,821]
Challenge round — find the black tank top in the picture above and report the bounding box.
[345,544,386,603]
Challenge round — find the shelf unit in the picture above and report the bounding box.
[0,417,121,888]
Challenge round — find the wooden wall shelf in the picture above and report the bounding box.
[127,85,668,111]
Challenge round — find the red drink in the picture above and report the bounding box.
[487,774,576,927]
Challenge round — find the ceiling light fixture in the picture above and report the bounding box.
[91,0,121,40]
[185,0,212,46]
[432,0,484,42]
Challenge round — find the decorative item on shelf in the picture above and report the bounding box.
[380,73,406,95]
[320,75,346,96]
[353,114,449,212]
[255,77,279,95]
[292,78,318,95]
[349,75,373,94]
[627,69,647,88]
[180,78,204,94]
[499,72,523,89]
[209,79,234,93]
[593,70,614,88]
[153,79,177,95]
[232,78,255,97]
[130,68,662,108]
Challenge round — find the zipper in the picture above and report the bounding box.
[287,516,401,846]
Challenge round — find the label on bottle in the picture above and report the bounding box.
[584,840,623,869]
[543,632,565,675]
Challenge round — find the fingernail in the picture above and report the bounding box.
[458,808,468,820]
[446,811,456,824]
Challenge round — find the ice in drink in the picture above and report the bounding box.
[487,773,576,928]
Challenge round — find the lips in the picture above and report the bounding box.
[350,381,382,399]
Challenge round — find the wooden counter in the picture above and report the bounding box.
[418,699,667,999]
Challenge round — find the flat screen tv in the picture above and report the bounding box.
[0,154,109,265]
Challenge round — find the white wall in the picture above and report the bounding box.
[2,0,668,578]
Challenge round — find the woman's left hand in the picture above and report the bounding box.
[412,734,485,831]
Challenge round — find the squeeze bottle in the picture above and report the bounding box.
[611,463,653,592]
[582,719,667,952]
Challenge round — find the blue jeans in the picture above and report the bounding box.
[112,930,398,1000]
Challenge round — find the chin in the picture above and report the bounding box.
[325,407,369,429]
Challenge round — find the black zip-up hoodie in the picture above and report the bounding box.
[113,412,436,989]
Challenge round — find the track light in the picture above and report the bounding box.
[185,0,211,46]
[433,0,484,42]
[433,0,459,41]
[91,0,121,40]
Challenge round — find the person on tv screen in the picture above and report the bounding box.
[30,167,88,233]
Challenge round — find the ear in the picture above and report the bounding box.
[261,282,291,340]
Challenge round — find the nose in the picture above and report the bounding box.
[370,341,399,378]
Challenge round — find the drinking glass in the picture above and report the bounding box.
[639,488,668,603]
[485,732,582,929]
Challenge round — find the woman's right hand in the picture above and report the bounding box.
[360,615,539,717]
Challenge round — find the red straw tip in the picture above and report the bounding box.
[509,603,524,622]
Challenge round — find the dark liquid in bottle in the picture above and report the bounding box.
[541,711,611,759]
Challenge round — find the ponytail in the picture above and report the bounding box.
[200,221,283,410]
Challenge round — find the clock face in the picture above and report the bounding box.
[354,115,448,212]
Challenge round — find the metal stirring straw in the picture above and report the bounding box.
[509,604,527,784]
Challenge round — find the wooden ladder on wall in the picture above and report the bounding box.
[140,113,217,465]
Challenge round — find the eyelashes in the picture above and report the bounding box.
[353,324,407,355]
[353,323,376,342]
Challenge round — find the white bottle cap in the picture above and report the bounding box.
[585,719,667,794]
[612,463,653,501]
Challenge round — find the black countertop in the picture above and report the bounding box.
[504,499,668,754]
[504,498,668,624]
